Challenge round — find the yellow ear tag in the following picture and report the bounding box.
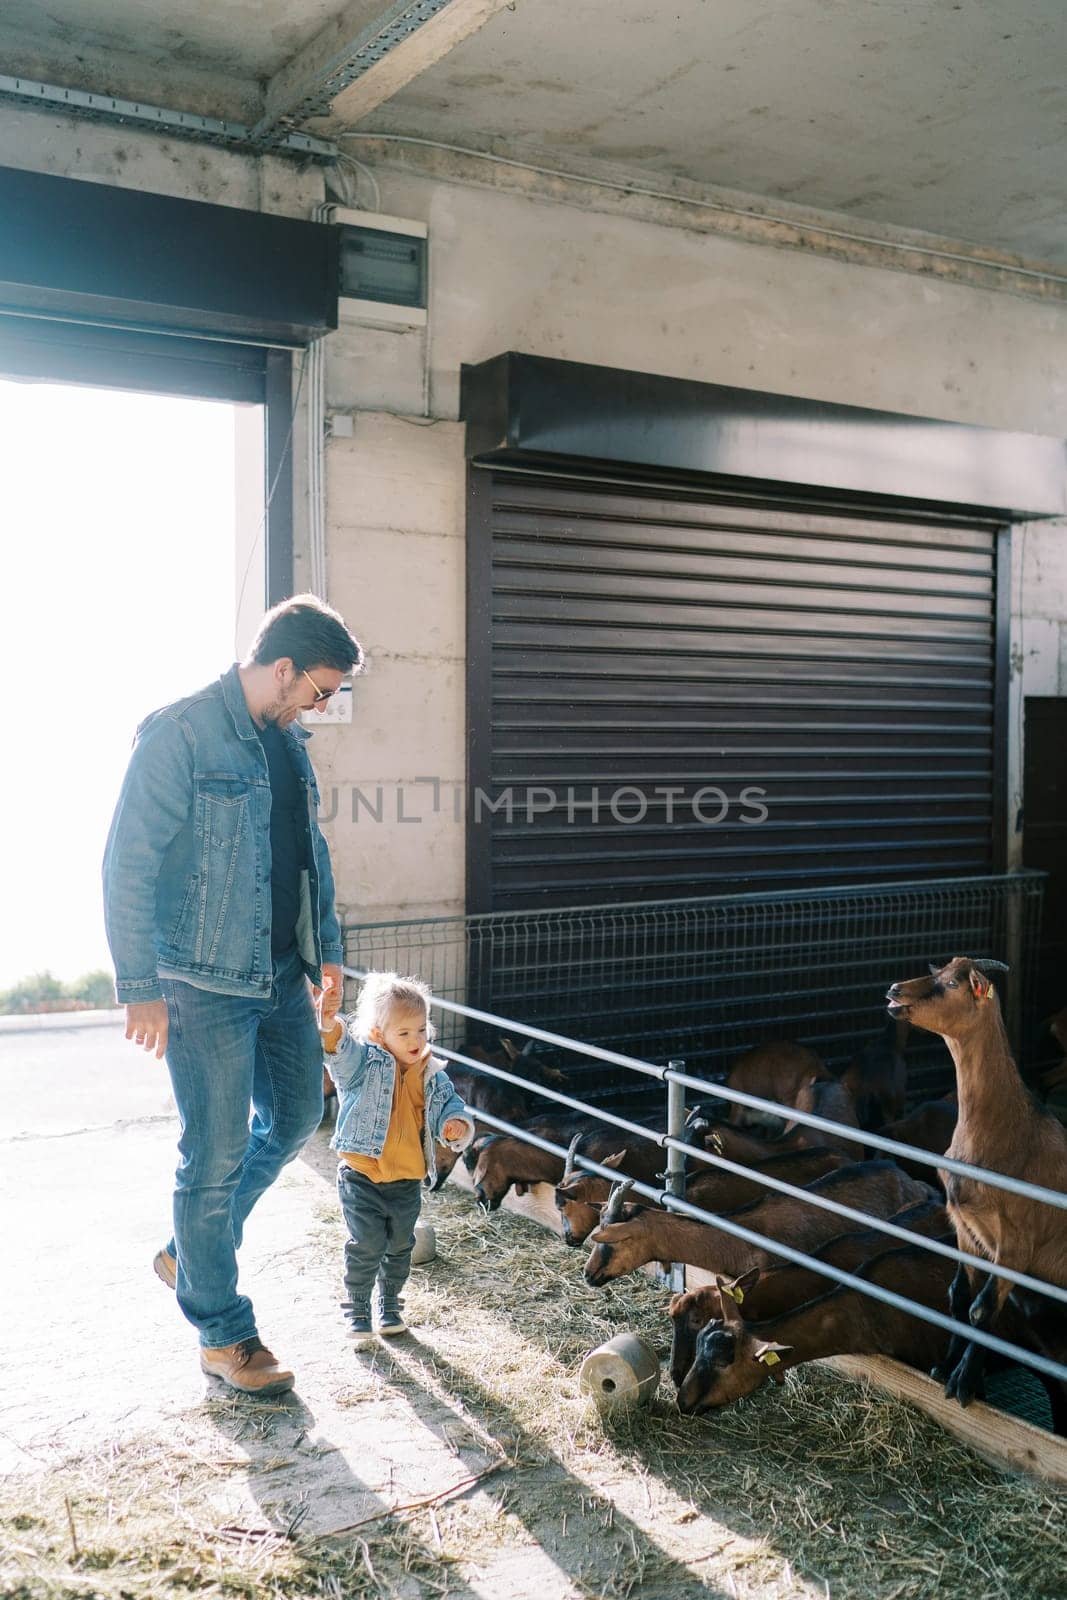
[710,1131,724,1155]
[727,1285,744,1304]
[758,1350,781,1367]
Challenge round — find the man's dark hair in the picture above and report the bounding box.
[247,593,364,674]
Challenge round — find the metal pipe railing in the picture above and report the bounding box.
[662,1128,1067,1307]
[406,984,1067,1213]
[343,966,1067,1386]
[664,1061,688,1295]
[466,1109,1067,1389]
[664,1068,1067,1213]
[444,1036,1067,1310]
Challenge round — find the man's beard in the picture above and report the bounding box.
[261,697,291,727]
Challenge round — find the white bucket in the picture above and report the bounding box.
[411,1219,437,1266]
[579,1332,660,1412]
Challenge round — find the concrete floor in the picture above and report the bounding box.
[0,1024,503,1507]
[1,1023,700,1599]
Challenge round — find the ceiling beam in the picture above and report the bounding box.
[0,74,336,158]
[255,0,513,140]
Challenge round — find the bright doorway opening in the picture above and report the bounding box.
[0,379,265,998]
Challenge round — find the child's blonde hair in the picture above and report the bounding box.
[353,970,436,1043]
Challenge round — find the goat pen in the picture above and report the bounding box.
[343,872,1066,1479]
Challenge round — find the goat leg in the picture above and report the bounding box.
[944,1337,989,1407]
[931,1263,980,1385]
[1037,1377,1067,1438]
[940,1267,994,1406]
[968,1253,1014,1331]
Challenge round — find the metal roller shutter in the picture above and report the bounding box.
[474,470,1000,912]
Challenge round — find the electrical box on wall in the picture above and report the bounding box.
[334,207,427,329]
[300,683,353,725]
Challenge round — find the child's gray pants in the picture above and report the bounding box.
[338,1166,422,1316]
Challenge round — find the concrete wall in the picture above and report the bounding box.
[0,103,322,216]
[312,411,467,927]
[315,164,1067,917]
[0,105,1063,922]
[1008,522,1067,869]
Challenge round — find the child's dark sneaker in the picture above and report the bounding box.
[377,1301,407,1336]
[347,1311,375,1350]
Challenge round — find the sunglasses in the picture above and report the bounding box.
[301,668,339,705]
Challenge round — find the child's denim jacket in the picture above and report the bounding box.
[327,1018,474,1187]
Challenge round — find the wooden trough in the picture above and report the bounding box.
[448,1163,1067,1487]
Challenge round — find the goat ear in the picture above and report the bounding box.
[602,1150,627,1170]
[712,1273,743,1306]
[753,1340,792,1372]
[928,961,943,977]
[718,1267,760,1305]
[500,1038,520,1062]
[969,967,991,1001]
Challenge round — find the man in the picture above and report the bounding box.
[103,593,362,1396]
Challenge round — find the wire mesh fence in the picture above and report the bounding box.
[344,872,1046,1106]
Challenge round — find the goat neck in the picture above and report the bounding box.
[678,1263,949,1413]
[945,996,1029,1156]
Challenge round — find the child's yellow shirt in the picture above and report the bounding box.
[342,1056,426,1182]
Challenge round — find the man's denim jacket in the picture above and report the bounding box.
[328,1020,475,1188]
[102,664,342,1003]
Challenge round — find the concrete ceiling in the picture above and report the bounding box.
[0,0,336,78]
[1,0,1064,267]
[357,0,1065,266]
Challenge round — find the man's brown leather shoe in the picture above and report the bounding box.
[153,1249,177,1290]
[199,1338,295,1396]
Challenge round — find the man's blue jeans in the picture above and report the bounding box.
[160,949,323,1348]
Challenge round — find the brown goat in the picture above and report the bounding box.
[470,1117,662,1211]
[887,955,1067,1407]
[724,1041,831,1133]
[1039,1007,1067,1094]
[672,1241,954,1413]
[780,1078,864,1158]
[879,1099,959,1185]
[555,1145,848,1248]
[684,1116,822,1165]
[583,1160,934,1286]
[669,1197,950,1387]
[838,1016,910,1129]
[431,1040,571,1190]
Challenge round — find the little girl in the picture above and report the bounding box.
[321,971,473,1346]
